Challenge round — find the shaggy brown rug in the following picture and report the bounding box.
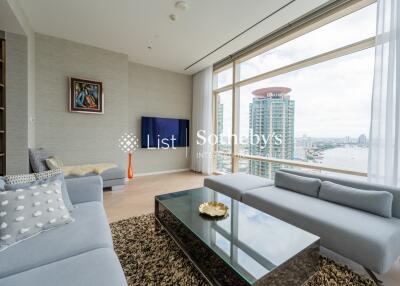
[110,214,376,286]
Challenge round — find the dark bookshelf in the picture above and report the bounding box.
[0,36,5,175]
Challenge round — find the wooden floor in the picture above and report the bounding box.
[103,170,400,286]
[104,171,206,223]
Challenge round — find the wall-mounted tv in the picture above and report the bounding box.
[141,116,189,148]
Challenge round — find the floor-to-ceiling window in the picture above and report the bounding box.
[213,0,377,179]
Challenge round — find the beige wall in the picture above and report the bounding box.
[6,32,29,174]
[128,62,192,174]
[35,34,192,174]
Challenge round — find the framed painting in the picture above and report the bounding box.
[69,77,104,114]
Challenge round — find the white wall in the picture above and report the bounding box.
[128,62,192,174]
[5,0,36,148]
[27,34,35,148]
[5,32,29,174]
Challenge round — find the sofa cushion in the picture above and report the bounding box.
[65,167,126,181]
[3,171,73,211]
[98,167,125,181]
[0,181,73,250]
[0,248,127,286]
[0,202,113,278]
[242,186,400,274]
[275,171,321,197]
[35,170,73,211]
[204,173,273,201]
[320,181,393,218]
[279,168,400,219]
[29,148,50,173]
[65,176,103,204]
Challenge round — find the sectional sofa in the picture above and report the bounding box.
[0,176,127,286]
[29,148,126,190]
[65,168,126,189]
[205,169,400,277]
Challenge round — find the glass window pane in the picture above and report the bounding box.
[215,67,233,89]
[237,159,289,179]
[214,231,231,256]
[239,3,377,80]
[238,48,374,174]
[319,170,368,181]
[216,90,232,173]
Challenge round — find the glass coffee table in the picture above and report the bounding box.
[155,187,320,286]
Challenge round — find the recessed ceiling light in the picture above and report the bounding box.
[175,1,189,11]
[169,14,177,21]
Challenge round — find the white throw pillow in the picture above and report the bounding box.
[0,180,74,251]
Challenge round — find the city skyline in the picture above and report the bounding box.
[217,3,376,139]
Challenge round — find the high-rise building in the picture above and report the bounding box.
[217,103,224,143]
[216,103,229,172]
[216,100,234,173]
[249,87,295,178]
[358,134,368,146]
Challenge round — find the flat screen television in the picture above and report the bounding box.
[141,116,189,148]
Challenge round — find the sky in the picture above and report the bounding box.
[217,3,377,139]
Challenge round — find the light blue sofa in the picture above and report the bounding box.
[204,169,400,276]
[0,176,127,286]
[64,167,126,189]
[204,172,274,200]
[28,148,126,190]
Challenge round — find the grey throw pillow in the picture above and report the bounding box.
[275,171,321,197]
[319,181,393,218]
[35,169,63,181]
[4,174,36,185]
[29,148,50,173]
[0,180,74,250]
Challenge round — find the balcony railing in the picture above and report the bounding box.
[215,151,368,177]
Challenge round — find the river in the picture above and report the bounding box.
[315,146,368,173]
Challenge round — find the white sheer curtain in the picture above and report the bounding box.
[368,0,400,186]
[190,67,213,174]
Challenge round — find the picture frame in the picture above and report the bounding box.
[69,77,104,114]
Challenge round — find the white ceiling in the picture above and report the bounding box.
[16,0,328,74]
[0,0,25,35]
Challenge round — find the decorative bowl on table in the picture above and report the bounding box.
[198,201,229,218]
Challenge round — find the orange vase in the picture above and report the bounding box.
[128,152,134,179]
